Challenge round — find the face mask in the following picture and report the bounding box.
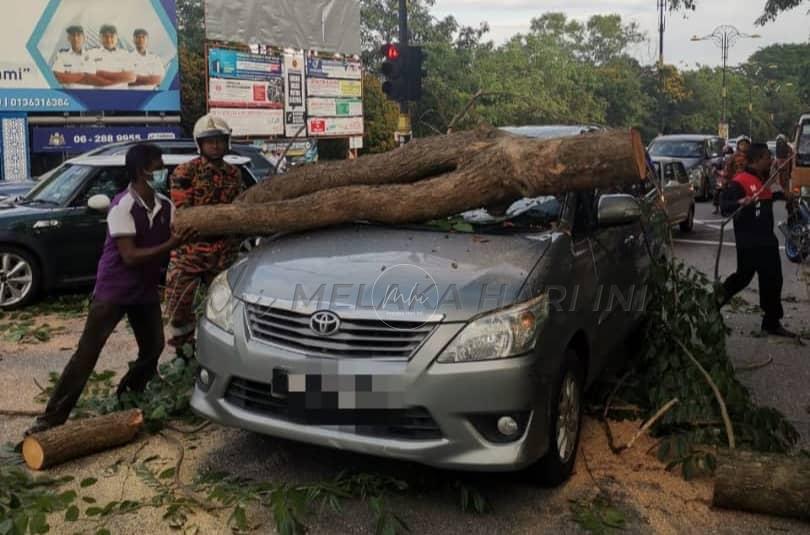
[147,169,168,189]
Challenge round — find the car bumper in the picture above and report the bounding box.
[190,309,558,472]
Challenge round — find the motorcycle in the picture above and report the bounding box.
[778,186,810,263]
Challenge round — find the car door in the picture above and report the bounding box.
[661,162,691,223]
[53,166,128,282]
[589,187,646,362]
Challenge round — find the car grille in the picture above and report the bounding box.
[225,377,443,440]
[244,303,435,359]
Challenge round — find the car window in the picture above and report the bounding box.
[797,123,810,164]
[72,167,128,206]
[239,167,257,190]
[649,140,704,159]
[22,164,96,206]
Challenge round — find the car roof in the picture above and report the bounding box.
[68,154,252,167]
[652,134,719,141]
[500,125,604,139]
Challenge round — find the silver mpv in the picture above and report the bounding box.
[191,128,651,486]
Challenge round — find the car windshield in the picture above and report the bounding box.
[21,164,95,206]
[409,195,563,234]
[649,140,704,158]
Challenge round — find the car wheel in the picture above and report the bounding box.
[0,246,40,310]
[784,224,806,264]
[529,349,585,487]
[679,204,695,233]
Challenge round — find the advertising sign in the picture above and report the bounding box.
[210,107,283,137]
[208,48,281,81]
[307,116,363,137]
[306,78,361,98]
[305,57,362,80]
[256,138,318,163]
[307,97,362,117]
[31,125,183,153]
[0,113,30,181]
[208,78,284,109]
[283,51,306,137]
[0,0,180,112]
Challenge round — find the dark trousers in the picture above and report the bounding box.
[37,300,165,427]
[722,245,784,330]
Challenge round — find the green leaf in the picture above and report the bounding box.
[96,529,112,535]
[159,467,176,479]
[80,477,97,488]
[85,507,103,517]
[65,505,79,522]
[29,512,48,535]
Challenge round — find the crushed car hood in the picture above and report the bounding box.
[232,224,553,322]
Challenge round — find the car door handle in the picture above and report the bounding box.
[624,234,636,245]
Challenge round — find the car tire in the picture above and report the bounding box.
[679,204,695,233]
[529,349,585,487]
[0,246,41,310]
[784,223,806,264]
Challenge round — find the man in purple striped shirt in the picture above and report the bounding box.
[27,144,195,435]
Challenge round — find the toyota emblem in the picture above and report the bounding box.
[309,311,340,336]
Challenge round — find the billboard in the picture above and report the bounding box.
[0,113,30,181]
[210,108,284,137]
[31,125,183,153]
[204,0,361,56]
[0,0,179,112]
[283,51,306,137]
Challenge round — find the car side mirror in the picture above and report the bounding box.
[87,194,111,212]
[597,194,641,227]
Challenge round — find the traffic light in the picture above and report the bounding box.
[380,44,427,103]
[380,43,407,102]
[404,46,425,102]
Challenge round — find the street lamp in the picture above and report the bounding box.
[691,25,760,137]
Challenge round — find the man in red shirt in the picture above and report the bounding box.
[718,143,795,337]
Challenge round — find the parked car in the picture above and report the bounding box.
[84,139,276,179]
[0,139,274,203]
[647,134,725,201]
[648,158,695,232]
[190,126,655,486]
[0,154,258,309]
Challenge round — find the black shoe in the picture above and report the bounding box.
[24,419,54,437]
[762,325,797,338]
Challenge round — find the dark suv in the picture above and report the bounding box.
[647,134,725,201]
[0,153,257,309]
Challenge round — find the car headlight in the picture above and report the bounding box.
[205,271,235,333]
[437,294,548,363]
[801,186,810,198]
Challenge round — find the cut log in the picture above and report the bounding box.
[178,128,647,237]
[712,449,810,521]
[239,126,505,203]
[22,409,144,470]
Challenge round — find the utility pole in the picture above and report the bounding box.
[397,0,411,145]
[691,25,760,139]
[657,0,666,134]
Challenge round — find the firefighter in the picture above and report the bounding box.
[164,115,244,360]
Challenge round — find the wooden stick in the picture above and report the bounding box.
[626,398,679,449]
[672,338,736,449]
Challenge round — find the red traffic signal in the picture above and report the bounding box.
[381,43,400,61]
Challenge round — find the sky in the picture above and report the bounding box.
[430,0,810,68]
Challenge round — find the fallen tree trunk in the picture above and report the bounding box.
[239,126,505,203]
[712,449,810,521]
[179,128,646,236]
[22,409,144,470]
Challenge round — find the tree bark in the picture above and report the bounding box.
[22,409,144,470]
[239,126,505,203]
[179,128,646,237]
[712,449,810,521]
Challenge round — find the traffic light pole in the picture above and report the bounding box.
[397,0,411,144]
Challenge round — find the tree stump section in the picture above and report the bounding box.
[179,128,647,237]
[22,409,144,470]
[712,449,810,521]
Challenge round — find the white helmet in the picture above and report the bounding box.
[193,114,232,152]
